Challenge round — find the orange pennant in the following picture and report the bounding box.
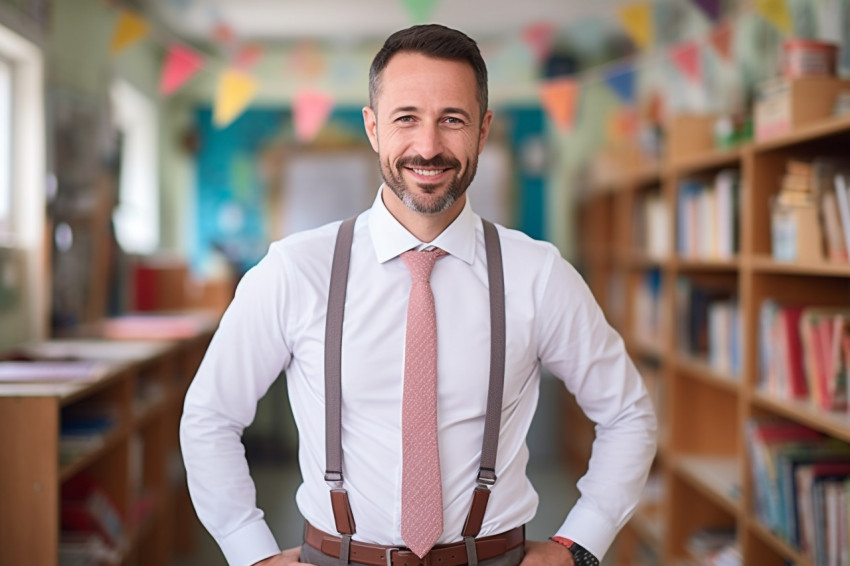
[160,45,204,96]
[235,44,264,69]
[539,77,579,132]
[293,89,334,143]
[710,22,733,61]
[213,69,258,128]
[110,10,149,54]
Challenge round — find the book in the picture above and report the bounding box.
[835,174,850,255]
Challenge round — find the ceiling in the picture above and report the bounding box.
[152,0,630,45]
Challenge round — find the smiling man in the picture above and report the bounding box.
[180,24,656,566]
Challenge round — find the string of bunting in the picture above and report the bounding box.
[535,0,796,136]
[109,0,798,138]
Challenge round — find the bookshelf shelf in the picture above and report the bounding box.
[674,356,740,393]
[673,455,741,515]
[669,147,742,177]
[59,425,128,483]
[751,390,850,444]
[747,516,811,566]
[750,254,850,276]
[753,113,850,152]
[673,257,740,271]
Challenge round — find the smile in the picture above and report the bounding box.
[410,168,448,177]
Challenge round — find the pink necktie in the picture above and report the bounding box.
[400,248,447,558]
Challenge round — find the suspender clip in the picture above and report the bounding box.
[325,471,343,484]
[476,468,497,486]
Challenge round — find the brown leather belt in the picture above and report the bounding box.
[304,522,525,566]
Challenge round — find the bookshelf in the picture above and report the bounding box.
[0,320,214,565]
[574,114,850,564]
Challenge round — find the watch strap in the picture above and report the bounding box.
[550,536,600,566]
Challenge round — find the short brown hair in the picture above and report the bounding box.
[368,24,489,119]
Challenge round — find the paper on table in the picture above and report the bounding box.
[0,361,104,383]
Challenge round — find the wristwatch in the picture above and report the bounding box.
[550,536,600,566]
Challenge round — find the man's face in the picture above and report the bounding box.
[363,52,493,216]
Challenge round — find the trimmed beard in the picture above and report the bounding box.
[379,153,478,215]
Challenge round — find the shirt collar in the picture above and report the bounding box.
[368,185,478,265]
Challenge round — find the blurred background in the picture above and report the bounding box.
[3,0,850,565]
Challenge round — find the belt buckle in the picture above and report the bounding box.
[386,547,430,566]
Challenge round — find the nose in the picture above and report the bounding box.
[412,122,444,160]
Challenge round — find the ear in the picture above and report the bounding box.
[362,106,379,153]
[478,110,494,154]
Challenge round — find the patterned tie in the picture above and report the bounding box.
[400,248,447,558]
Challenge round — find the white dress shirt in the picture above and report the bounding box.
[180,188,657,566]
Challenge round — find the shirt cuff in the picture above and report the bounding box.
[555,501,617,561]
[219,519,281,566]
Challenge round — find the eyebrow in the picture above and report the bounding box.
[391,106,473,121]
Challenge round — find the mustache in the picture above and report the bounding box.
[397,155,460,170]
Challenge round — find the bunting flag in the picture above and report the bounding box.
[693,0,721,22]
[212,22,235,45]
[756,0,792,34]
[606,106,638,143]
[160,45,204,96]
[539,77,579,132]
[709,21,733,61]
[213,69,258,128]
[669,41,702,83]
[235,44,264,69]
[522,21,557,63]
[401,0,440,24]
[617,2,653,49]
[110,10,149,54]
[293,89,334,143]
[290,41,327,79]
[603,63,635,103]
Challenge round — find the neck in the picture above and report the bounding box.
[381,185,465,243]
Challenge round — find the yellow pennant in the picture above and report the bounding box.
[110,10,149,55]
[618,2,653,49]
[757,0,792,34]
[213,69,258,128]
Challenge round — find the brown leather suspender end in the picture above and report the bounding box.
[330,488,357,535]
[461,485,491,538]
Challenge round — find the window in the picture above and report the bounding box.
[0,56,11,235]
[111,78,159,254]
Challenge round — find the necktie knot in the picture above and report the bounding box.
[401,248,447,283]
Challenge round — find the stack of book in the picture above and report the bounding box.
[676,278,740,376]
[759,300,850,411]
[746,418,850,564]
[676,169,740,260]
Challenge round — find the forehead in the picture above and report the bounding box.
[375,52,479,112]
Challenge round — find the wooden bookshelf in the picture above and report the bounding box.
[573,113,850,563]
[0,318,214,565]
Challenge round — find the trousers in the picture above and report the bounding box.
[299,540,526,566]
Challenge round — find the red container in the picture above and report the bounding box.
[783,39,838,79]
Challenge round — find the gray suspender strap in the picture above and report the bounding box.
[323,216,506,544]
[324,216,357,537]
[461,219,506,540]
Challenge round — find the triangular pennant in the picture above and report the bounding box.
[290,41,327,79]
[669,41,702,83]
[293,90,334,143]
[213,69,257,128]
[693,0,721,21]
[401,0,439,24]
[110,10,149,55]
[709,22,733,61]
[212,22,235,45]
[756,0,792,34]
[603,63,635,103]
[539,77,579,132]
[522,21,557,63]
[235,44,264,69]
[618,2,653,49]
[160,44,204,96]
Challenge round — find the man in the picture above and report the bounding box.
[181,24,656,566]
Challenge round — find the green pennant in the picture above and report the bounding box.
[401,0,439,24]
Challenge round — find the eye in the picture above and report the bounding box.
[395,115,416,123]
[443,116,467,127]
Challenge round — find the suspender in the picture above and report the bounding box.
[323,216,506,554]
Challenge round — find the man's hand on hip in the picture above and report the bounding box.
[252,546,316,565]
[520,540,575,566]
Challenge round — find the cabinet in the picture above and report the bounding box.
[574,114,850,564]
[0,322,213,565]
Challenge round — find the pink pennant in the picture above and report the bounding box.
[212,22,234,45]
[235,43,264,69]
[669,41,702,83]
[710,22,733,61]
[522,21,556,62]
[293,90,334,143]
[160,44,204,96]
